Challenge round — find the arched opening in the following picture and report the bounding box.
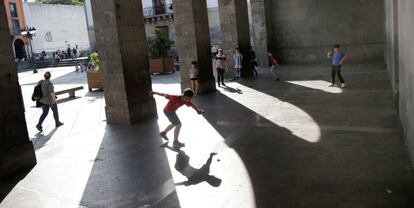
[14,38,26,60]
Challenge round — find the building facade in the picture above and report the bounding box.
[4,0,28,60]
[23,3,90,55]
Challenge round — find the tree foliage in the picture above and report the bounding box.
[34,0,84,5]
[147,28,174,58]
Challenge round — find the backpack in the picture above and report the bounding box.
[32,80,43,101]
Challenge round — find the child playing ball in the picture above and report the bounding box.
[150,88,204,148]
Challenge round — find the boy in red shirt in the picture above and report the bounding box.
[150,88,204,148]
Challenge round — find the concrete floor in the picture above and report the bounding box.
[0,64,413,208]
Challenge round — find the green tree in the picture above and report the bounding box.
[34,0,84,5]
[147,28,174,58]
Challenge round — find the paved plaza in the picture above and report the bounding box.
[1,64,414,208]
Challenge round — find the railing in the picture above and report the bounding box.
[143,4,173,17]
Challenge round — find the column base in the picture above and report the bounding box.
[105,99,157,124]
[198,78,217,94]
[0,141,36,179]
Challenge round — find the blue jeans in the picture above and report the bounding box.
[37,103,60,126]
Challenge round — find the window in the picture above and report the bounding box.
[12,19,20,35]
[9,3,18,18]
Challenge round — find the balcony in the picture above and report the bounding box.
[143,4,174,22]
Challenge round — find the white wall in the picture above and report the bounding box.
[142,0,217,8]
[23,3,90,54]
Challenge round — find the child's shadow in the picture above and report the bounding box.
[222,85,243,94]
[162,143,222,187]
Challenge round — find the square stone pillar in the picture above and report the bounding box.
[0,6,36,179]
[172,0,216,93]
[250,0,269,67]
[218,0,252,77]
[91,0,157,124]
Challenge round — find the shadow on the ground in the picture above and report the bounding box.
[78,120,181,208]
[220,85,243,94]
[193,64,414,207]
[31,128,58,150]
[77,64,414,208]
[6,64,411,207]
[162,143,222,187]
[0,168,33,204]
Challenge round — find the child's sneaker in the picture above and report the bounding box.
[173,141,185,148]
[160,132,169,141]
[329,83,336,87]
[341,83,346,88]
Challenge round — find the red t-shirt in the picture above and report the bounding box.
[269,55,278,65]
[164,94,192,112]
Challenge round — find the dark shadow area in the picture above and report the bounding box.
[220,85,243,94]
[31,128,58,150]
[79,120,182,208]
[162,143,222,187]
[0,167,33,203]
[192,64,414,207]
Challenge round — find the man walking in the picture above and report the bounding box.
[328,44,347,88]
[214,49,228,87]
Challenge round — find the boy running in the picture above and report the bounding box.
[328,44,347,88]
[150,88,204,148]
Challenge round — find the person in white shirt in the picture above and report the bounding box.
[232,47,243,80]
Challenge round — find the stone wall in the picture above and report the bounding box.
[395,0,414,168]
[267,0,385,64]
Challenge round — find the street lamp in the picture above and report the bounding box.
[20,27,37,73]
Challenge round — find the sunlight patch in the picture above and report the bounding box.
[219,82,321,143]
[286,80,343,94]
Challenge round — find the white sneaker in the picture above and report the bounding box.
[329,84,336,87]
[341,83,346,88]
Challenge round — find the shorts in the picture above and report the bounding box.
[164,111,181,125]
[190,78,198,81]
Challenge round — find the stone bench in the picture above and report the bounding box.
[55,86,84,98]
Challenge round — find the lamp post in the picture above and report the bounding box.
[20,27,37,73]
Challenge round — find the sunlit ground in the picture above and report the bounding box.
[152,75,256,208]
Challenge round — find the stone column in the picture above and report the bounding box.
[218,0,252,77]
[91,0,157,124]
[172,0,216,93]
[250,0,269,67]
[0,6,36,179]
